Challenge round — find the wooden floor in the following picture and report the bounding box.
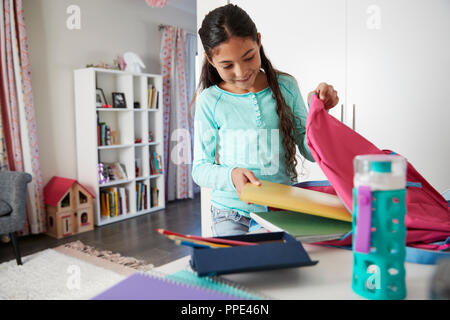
[0,193,201,267]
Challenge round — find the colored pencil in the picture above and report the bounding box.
[156,228,258,246]
[167,235,230,248]
[174,239,215,249]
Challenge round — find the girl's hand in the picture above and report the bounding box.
[231,168,261,197]
[308,82,339,110]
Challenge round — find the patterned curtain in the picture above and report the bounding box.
[160,26,194,201]
[0,0,45,235]
[0,104,8,170]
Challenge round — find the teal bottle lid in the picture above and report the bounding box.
[370,161,392,173]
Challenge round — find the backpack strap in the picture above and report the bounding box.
[406,243,450,265]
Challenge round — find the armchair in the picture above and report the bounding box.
[0,171,32,265]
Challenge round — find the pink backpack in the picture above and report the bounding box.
[298,94,450,263]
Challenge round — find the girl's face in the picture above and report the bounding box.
[208,35,262,93]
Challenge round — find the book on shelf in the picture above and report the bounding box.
[100,187,129,217]
[106,126,111,145]
[144,184,148,210]
[101,162,127,182]
[150,187,159,208]
[154,90,159,109]
[150,152,163,175]
[97,122,116,146]
[148,85,159,109]
[150,157,155,175]
[136,182,148,212]
[114,188,118,216]
[97,121,101,146]
[156,153,162,172]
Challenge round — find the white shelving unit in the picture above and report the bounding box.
[74,68,165,226]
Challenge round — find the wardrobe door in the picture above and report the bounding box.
[346,0,450,191]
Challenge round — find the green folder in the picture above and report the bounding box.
[250,211,352,243]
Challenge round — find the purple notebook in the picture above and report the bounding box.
[93,272,241,300]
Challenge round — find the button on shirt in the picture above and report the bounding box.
[192,74,315,217]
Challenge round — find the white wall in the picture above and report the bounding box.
[23,0,196,184]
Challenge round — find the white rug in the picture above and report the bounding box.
[0,242,153,300]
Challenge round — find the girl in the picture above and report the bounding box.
[192,4,339,236]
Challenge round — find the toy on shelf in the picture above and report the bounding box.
[98,163,109,185]
[87,55,126,71]
[124,52,145,73]
[44,177,95,239]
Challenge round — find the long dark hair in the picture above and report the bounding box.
[195,4,306,181]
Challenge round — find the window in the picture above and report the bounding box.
[79,191,88,204]
[61,193,70,208]
[80,212,89,226]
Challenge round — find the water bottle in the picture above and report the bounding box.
[351,154,407,300]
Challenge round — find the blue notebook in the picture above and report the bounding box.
[93,272,244,300]
[190,232,318,277]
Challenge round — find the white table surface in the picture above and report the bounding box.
[154,244,436,300]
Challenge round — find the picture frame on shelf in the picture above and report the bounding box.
[112,92,127,108]
[96,88,107,108]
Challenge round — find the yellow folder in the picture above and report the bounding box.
[240,180,352,222]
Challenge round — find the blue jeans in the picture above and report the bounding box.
[210,206,250,236]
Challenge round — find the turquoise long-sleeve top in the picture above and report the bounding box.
[192,73,315,217]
